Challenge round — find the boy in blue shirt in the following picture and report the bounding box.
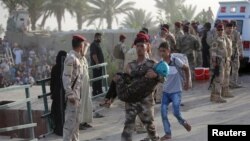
[158,42,192,140]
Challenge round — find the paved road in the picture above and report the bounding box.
[37,75,250,141]
[1,75,250,141]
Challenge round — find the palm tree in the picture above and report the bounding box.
[1,0,22,14]
[0,24,4,35]
[181,4,197,21]
[86,0,135,29]
[21,0,46,30]
[44,0,74,31]
[72,0,89,30]
[121,9,157,30]
[195,9,207,24]
[155,0,185,24]
[39,10,52,30]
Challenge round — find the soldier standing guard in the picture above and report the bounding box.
[174,21,184,40]
[222,23,234,98]
[176,25,201,78]
[62,35,88,141]
[210,24,227,103]
[230,20,243,88]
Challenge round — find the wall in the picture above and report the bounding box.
[0,109,47,139]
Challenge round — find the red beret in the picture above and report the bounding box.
[175,22,182,28]
[134,33,149,45]
[222,20,230,25]
[161,27,168,32]
[73,34,86,41]
[216,23,224,30]
[119,34,126,40]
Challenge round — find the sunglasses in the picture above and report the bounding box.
[217,29,224,31]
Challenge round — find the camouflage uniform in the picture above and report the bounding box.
[190,31,203,67]
[174,29,184,41]
[222,35,234,98]
[210,35,228,103]
[230,30,243,87]
[166,32,176,51]
[176,33,201,78]
[121,59,159,141]
[115,42,128,72]
[63,50,84,141]
[122,95,159,141]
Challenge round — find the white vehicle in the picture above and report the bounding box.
[216,0,250,68]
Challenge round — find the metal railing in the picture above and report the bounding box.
[0,85,37,141]
[36,62,109,138]
[36,78,53,138]
[89,62,109,99]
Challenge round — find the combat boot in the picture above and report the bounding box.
[222,87,234,98]
[210,93,217,102]
[230,83,243,89]
[211,94,227,103]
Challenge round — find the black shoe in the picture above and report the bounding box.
[83,123,92,128]
[79,125,87,130]
[92,91,98,96]
[97,90,104,95]
[93,112,105,118]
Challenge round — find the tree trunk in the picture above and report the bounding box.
[76,13,83,30]
[31,16,36,31]
[56,14,62,31]
[40,12,50,29]
[106,15,112,29]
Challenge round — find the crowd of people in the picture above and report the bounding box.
[0,36,57,87]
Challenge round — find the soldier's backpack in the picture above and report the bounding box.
[116,59,159,103]
[170,53,192,88]
[113,43,124,60]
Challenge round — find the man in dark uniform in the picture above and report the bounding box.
[202,22,212,68]
[90,33,104,96]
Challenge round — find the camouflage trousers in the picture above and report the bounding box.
[222,59,231,95]
[121,97,159,141]
[210,62,225,100]
[230,55,240,86]
[195,50,203,67]
[116,59,125,72]
[63,101,81,141]
[186,53,196,79]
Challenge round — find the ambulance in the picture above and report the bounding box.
[216,0,250,68]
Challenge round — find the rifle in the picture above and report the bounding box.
[208,57,220,89]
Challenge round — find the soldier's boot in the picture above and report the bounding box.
[210,93,220,102]
[230,82,243,89]
[222,87,234,98]
[211,93,227,103]
[210,93,217,102]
